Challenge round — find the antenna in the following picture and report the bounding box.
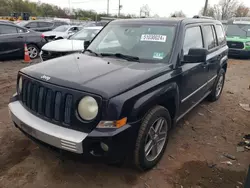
[118,0,121,17]
[107,0,109,15]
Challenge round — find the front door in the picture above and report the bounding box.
[178,25,210,116]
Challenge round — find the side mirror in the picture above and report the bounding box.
[84,41,91,50]
[183,48,208,63]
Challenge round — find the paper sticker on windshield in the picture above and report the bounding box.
[153,52,164,59]
[141,34,167,42]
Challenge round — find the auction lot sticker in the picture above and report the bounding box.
[141,34,167,42]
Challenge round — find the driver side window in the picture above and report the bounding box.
[183,26,203,55]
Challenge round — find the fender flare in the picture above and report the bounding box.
[220,55,228,69]
[129,82,180,122]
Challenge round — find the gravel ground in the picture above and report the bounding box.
[0,59,249,188]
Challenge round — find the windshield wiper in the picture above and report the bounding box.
[100,53,140,62]
[85,49,100,57]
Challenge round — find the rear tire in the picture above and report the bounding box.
[27,44,39,59]
[134,105,171,171]
[207,69,225,102]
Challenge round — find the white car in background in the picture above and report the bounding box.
[43,25,83,41]
[40,26,102,61]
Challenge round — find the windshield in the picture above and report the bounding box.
[226,24,250,37]
[87,23,176,63]
[53,25,70,32]
[70,28,100,41]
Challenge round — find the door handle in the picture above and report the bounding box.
[17,36,23,38]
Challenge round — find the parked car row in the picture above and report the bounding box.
[0,20,102,60]
[16,20,69,32]
[40,26,102,61]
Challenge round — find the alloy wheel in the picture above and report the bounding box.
[144,117,168,161]
[28,46,38,59]
[215,74,224,97]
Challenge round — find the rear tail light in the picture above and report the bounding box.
[41,34,45,38]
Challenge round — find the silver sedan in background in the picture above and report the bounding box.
[43,25,83,41]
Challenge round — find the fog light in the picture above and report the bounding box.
[100,142,109,152]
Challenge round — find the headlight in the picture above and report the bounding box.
[78,96,98,121]
[18,76,22,93]
[245,42,250,46]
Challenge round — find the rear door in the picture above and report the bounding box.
[38,22,54,32]
[202,24,227,89]
[210,24,227,79]
[26,22,39,31]
[0,24,24,58]
[179,25,210,115]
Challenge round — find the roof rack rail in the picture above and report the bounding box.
[193,15,214,19]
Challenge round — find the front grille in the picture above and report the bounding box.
[41,50,67,61]
[227,41,244,49]
[18,75,102,133]
[21,79,73,125]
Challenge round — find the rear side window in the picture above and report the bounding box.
[55,22,67,26]
[39,22,53,27]
[215,25,226,45]
[0,25,17,34]
[26,22,38,28]
[203,25,217,50]
[183,26,203,55]
[54,22,62,27]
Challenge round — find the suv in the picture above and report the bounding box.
[225,17,250,57]
[9,18,228,170]
[16,20,68,32]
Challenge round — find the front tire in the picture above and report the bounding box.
[134,106,171,171]
[207,69,225,102]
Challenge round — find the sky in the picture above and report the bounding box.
[32,0,250,17]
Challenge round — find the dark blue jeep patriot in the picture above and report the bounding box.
[9,17,228,171]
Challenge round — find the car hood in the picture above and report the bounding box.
[20,54,169,99]
[42,39,84,52]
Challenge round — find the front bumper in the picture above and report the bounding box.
[228,48,250,57]
[9,100,139,160]
[9,101,87,154]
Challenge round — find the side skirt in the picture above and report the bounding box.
[176,91,211,123]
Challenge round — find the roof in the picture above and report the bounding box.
[111,17,222,25]
[0,22,16,26]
